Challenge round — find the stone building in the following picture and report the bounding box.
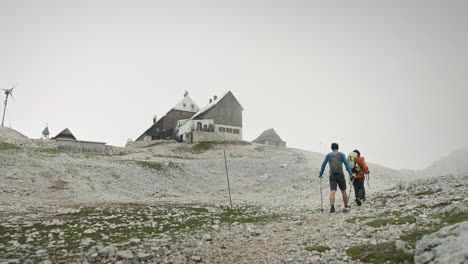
[175,90,243,143]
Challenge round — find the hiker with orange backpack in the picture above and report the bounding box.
[347,150,370,206]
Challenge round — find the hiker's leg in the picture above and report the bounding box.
[337,175,348,205]
[353,179,359,199]
[357,178,365,199]
[360,179,366,199]
[330,190,336,204]
[329,174,338,205]
[341,189,348,205]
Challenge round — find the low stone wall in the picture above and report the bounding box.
[191,131,241,143]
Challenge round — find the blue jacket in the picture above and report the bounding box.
[319,150,353,177]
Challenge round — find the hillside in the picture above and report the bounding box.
[0,132,410,209]
[422,146,468,177]
[1,128,467,263]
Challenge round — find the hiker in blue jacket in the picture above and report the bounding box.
[319,143,355,213]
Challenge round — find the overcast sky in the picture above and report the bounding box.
[1,0,467,170]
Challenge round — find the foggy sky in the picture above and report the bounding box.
[1,0,467,170]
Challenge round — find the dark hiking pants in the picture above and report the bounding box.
[353,177,365,200]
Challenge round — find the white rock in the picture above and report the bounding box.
[80,238,93,246]
[191,256,202,262]
[202,234,212,241]
[116,250,134,259]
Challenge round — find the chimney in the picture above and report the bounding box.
[153,115,157,124]
[184,91,188,97]
[209,99,213,104]
[214,95,218,100]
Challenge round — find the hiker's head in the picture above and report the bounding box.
[353,150,361,156]
[331,143,339,150]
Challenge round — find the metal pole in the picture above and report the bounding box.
[1,94,9,127]
[366,174,370,200]
[223,150,233,208]
[320,177,323,213]
[348,177,354,202]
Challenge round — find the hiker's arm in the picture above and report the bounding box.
[341,152,353,175]
[319,154,330,177]
[360,157,370,174]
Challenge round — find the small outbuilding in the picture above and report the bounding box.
[252,128,286,147]
[52,128,106,153]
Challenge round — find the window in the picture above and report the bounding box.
[219,127,225,132]
[183,103,187,108]
[226,128,233,133]
[203,124,207,130]
[191,104,194,109]
[233,129,240,134]
[197,122,202,130]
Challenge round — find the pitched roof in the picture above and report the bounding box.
[252,128,284,143]
[173,95,200,113]
[52,128,77,140]
[191,90,243,120]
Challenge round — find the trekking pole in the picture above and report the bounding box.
[348,177,354,202]
[366,174,370,200]
[223,150,233,208]
[319,177,323,213]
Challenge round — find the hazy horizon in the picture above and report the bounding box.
[2,1,467,170]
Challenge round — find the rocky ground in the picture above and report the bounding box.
[1,127,467,263]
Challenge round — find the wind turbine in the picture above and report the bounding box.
[1,84,16,127]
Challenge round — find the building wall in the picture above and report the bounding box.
[191,129,242,142]
[56,139,106,153]
[176,119,215,137]
[195,92,243,127]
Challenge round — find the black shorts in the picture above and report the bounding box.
[329,172,346,191]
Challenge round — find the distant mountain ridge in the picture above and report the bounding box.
[423,146,468,176]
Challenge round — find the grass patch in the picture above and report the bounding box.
[168,161,182,170]
[305,245,330,252]
[0,141,20,150]
[346,216,371,224]
[0,203,280,263]
[366,216,416,228]
[192,141,214,153]
[134,161,166,171]
[346,242,414,263]
[191,141,251,153]
[429,201,451,208]
[400,229,437,248]
[378,211,403,218]
[441,211,468,225]
[401,211,468,249]
[415,190,435,196]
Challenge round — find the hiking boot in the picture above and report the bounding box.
[345,204,351,209]
[330,205,335,213]
[356,198,362,206]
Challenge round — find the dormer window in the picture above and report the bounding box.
[183,103,186,108]
[191,104,194,109]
